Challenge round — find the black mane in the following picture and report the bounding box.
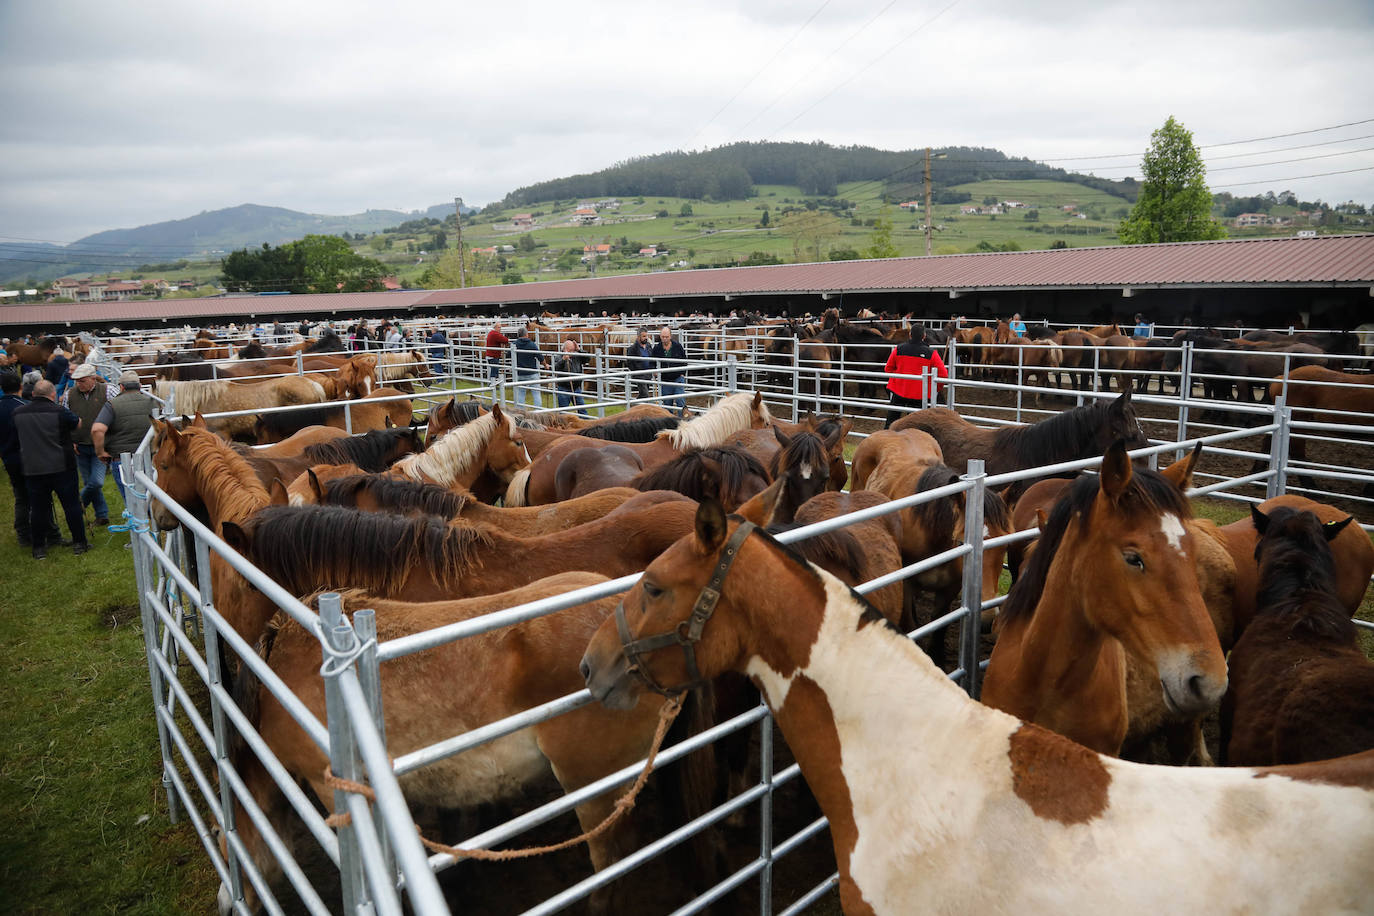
[992,399,1140,468]
[1000,467,1190,625]
[304,331,345,353]
[631,446,768,504]
[321,474,467,518]
[769,429,828,479]
[301,427,422,472]
[1253,507,1357,642]
[578,415,680,442]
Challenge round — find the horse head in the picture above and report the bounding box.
[1103,389,1148,454]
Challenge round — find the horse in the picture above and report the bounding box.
[153,349,215,381]
[891,390,1148,478]
[722,416,851,494]
[387,403,530,504]
[985,336,1063,404]
[763,426,842,524]
[218,499,701,609]
[982,442,1228,757]
[815,320,892,401]
[582,498,1374,916]
[424,397,488,442]
[1265,365,1374,492]
[253,388,415,443]
[577,415,680,442]
[1163,331,1327,408]
[372,348,432,392]
[2,335,67,369]
[555,445,645,500]
[222,575,710,914]
[1222,507,1374,768]
[764,323,835,399]
[154,376,329,442]
[629,446,771,512]
[517,392,773,506]
[849,427,943,492]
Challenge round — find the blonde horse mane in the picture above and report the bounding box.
[662,391,771,450]
[175,427,271,522]
[392,411,509,485]
[154,379,230,417]
[504,467,531,506]
[374,350,422,382]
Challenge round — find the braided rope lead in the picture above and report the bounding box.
[323,692,686,861]
[108,509,151,534]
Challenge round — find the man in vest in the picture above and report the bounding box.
[63,363,112,525]
[13,380,88,558]
[92,371,155,512]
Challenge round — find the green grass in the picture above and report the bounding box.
[0,473,219,913]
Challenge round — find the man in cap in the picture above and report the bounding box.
[92,371,155,513]
[62,363,111,525]
[13,380,88,558]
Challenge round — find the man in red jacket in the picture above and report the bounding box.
[884,327,948,428]
[484,322,511,383]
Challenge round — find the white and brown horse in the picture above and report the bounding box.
[583,499,1374,916]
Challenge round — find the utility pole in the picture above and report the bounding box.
[924,147,934,257]
[454,197,466,288]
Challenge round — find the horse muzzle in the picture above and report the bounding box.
[581,646,640,711]
[1157,649,1228,716]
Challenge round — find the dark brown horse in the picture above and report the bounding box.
[891,390,1148,478]
[554,445,644,500]
[1222,506,1373,766]
[628,446,770,513]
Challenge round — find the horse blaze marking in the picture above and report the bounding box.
[1007,724,1111,824]
[1160,514,1186,553]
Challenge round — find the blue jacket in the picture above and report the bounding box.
[628,341,654,373]
[514,337,542,372]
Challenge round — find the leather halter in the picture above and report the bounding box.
[615,521,756,696]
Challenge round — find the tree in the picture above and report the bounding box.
[760,210,770,228]
[518,233,537,251]
[862,210,900,259]
[1118,117,1227,244]
[679,203,694,217]
[778,210,843,262]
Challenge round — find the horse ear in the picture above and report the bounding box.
[307,468,324,502]
[825,420,852,450]
[1112,388,1132,410]
[1099,439,1133,501]
[735,477,783,528]
[268,478,289,506]
[1034,507,1050,531]
[1250,505,1270,534]
[751,392,762,412]
[694,499,728,554]
[491,401,505,424]
[385,415,395,428]
[1324,516,1354,540]
[220,521,250,553]
[191,412,208,429]
[771,425,792,447]
[1159,442,1203,491]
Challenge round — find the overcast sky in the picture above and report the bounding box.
[2,0,1371,243]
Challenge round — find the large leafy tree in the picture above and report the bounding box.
[220,235,387,293]
[1118,117,1227,244]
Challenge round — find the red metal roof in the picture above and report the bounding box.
[3,235,1371,328]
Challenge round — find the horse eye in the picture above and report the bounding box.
[1123,551,1145,570]
[642,582,663,600]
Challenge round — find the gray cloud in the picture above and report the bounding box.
[2,0,1371,243]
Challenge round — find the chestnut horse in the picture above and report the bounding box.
[515,392,773,506]
[154,376,329,442]
[1222,506,1374,767]
[582,499,1374,916]
[1266,365,1374,492]
[627,446,771,513]
[890,390,1148,478]
[388,403,530,503]
[982,442,1228,756]
[224,576,708,913]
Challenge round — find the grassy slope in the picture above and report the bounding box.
[0,473,218,913]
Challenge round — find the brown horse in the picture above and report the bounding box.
[849,427,943,491]
[891,390,1148,477]
[154,376,329,442]
[582,499,1374,915]
[629,446,771,513]
[554,445,645,500]
[3,335,67,369]
[982,442,1228,756]
[787,490,905,627]
[1267,365,1374,491]
[224,576,706,913]
[1222,507,1374,766]
[253,387,414,443]
[388,403,530,503]
[516,392,773,506]
[763,426,844,524]
[986,336,1063,403]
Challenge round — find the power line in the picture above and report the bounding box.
[1213,165,1374,189]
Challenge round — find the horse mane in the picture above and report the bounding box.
[1253,507,1357,642]
[1000,468,1192,626]
[992,400,1118,468]
[321,474,468,518]
[393,411,508,485]
[304,332,344,353]
[578,416,680,442]
[374,350,420,381]
[774,523,869,586]
[236,341,267,360]
[176,427,271,521]
[632,446,769,505]
[154,379,230,416]
[662,392,771,450]
[769,429,828,479]
[435,399,487,427]
[237,505,491,596]
[302,427,421,472]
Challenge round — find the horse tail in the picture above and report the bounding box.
[504,467,530,507]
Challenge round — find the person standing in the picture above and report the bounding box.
[13,380,88,558]
[553,339,589,415]
[63,363,111,526]
[45,347,70,397]
[651,326,687,410]
[0,369,37,547]
[485,323,511,383]
[883,327,948,428]
[1009,313,1027,337]
[91,370,155,511]
[513,329,545,409]
[1133,313,1152,340]
[426,326,450,377]
[628,328,655,400]
[385,323,404,349]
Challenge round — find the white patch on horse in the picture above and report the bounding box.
[745,656,794,709]
[1159,514,1186,554]
[800,463,814,480]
